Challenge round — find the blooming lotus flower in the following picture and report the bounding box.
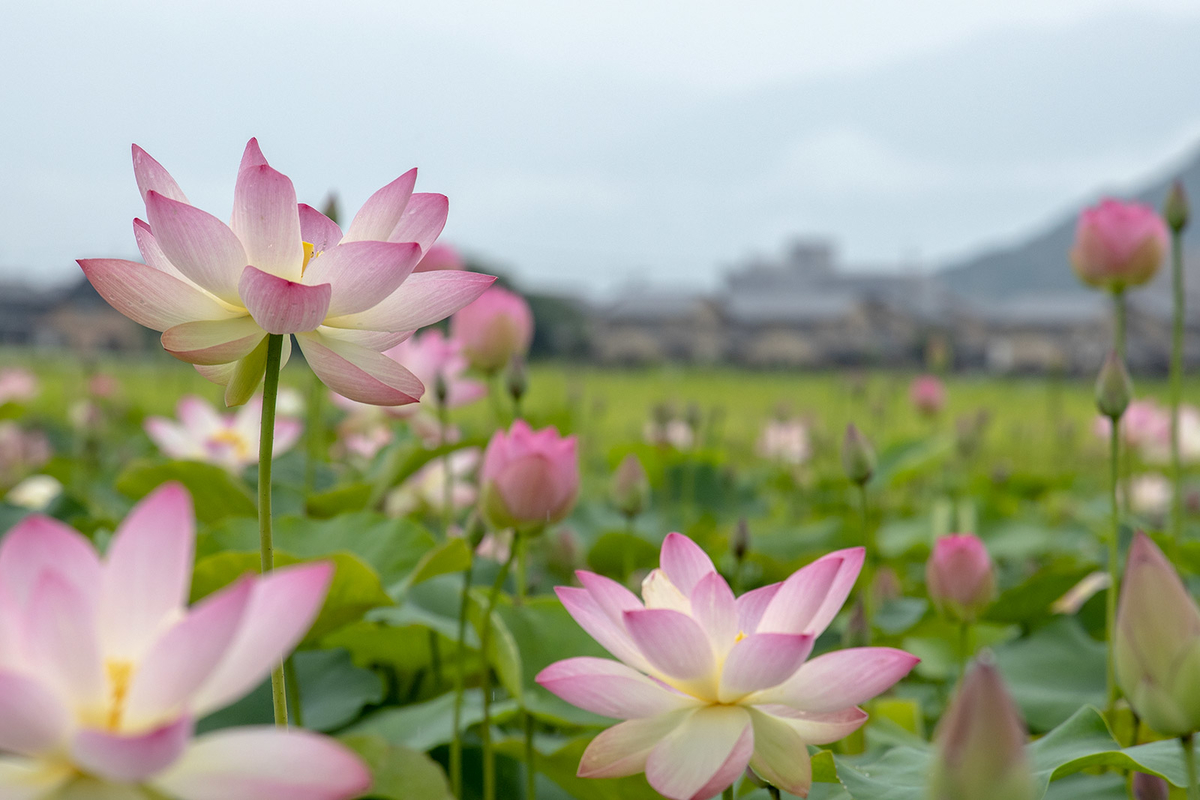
[414,242,465,272]
[909,375,946,417]
[1143,405,1200,465]
[144,396,301,473]
[450,286,534,373]
[1094,399,1170,448]
[1128,473,1172,518]
[756,419,811,466]
[0,369,37,405]
[5,474,63,511]
[0,483,370,798]
[1115,533,1200,736]
[926,534,996,624]
[385,448,480,517]
[480,420,579,531]
[537,533,918,799]
[928,657,1034,800]
[1071,199,1167,291]
[78,139,495,406]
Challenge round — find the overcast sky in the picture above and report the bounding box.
[3,0,1199,295]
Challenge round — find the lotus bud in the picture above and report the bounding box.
[926,534,997,623]
[507,354,528,405]
[481,420,579,531]
[732,518,750,562]
[910,374,946,417]
[1165,181,1190,233]
[929,656,1035,800]
[610,453,649,519]
[1115,533,1200,736]
[1132,772,1170,800]
[451,286,535,373]
[1095,351,1133,420]
[841,423,876,485]
[1070,198,1167,291]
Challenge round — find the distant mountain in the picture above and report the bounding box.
[937,145,1200,302]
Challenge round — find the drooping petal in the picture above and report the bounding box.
[622,609,715,686]
[689,572,738,653]
[145,191,248,305]
[294,331,423,406]
[71,716,192,783]
[100,484,196,659]
[718,633,814,703]
[577,711,692,779]
[323,271,496,332]
[302,241,422,318]
[555,586,652,673]
[123,578,254,728]
[24,573,105,709]
[752,705,868,745]
[0,670,70,755]
[313,326,410,351]
[750,647,919,712]
[238,266,331,335]
[79,259,239,332]
[190,563,333,716]
[0,515,102,608]
[195,362,237,387]
[386,193,448,252]
[746,708,813,797]
[735,583,781,635]
[132,145,188,204]
[162,317,266,366]
[231,160,304,281]
[342,169,417,243]
[536,657,702,719]
[297,204,343,254]
[150,727,371,800]
[645,706,753,800]
[660,533,717,596]
[0,756,72,800]
[755,556,845,636]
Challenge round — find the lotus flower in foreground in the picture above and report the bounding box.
[537,533,918,799]
[0,483,370,798]
[79,139,495,406]
[144,395,302,472]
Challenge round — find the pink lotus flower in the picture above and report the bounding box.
[1070,199,1167,291]
[0,369,37,405]
[481,420,579,530]
[537,534,918,799]
[909,374,946,417]
[0,483,370,798]
[926,534,996,623]
[79,139,495,406]
[145,396,302,472]
[756,419,811,466]
[381,329,486,413]
[414,242,465,272]
[450,286,534,373]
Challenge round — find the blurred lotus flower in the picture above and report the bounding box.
[1115,533,1200,736]
[6,474,63,510]
[335,423,394,462]
[841,424,876,486]
[909,375,946,417]
[757,419,811,466]
[610,454,650,519]
[1095,399,1169,448]
[929,657,1034,800]
[644,419,695,451]
[1071,199,1168,291]
[385,448,480,517]
[1143,405,1200,465]
[145,395,302,472]
[1133,772,1171,800]
[0,422,51,490]
[538,533,918,799]
[88,374,120,399]
[385,329,486,413]
[926,534,996,624]
[450,285,534,373]
[414,242,465,272]
[1129,473,1172,518]
[274,386,306,418]
[69,399,104,432]
[0,483,369,799]
[0,368,37,404]
[79,139,495,406]
[481,420,579,530]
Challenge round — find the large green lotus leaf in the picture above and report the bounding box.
[493,735,668,800]
[986,562,1097,625]
[305,482,372,519]
[190,550,392,645]
[341,734,453,800]
[992,617,1106,732]
[345,688,519,752]
[116,459,256,523]
[294,648,384,732]
[468,586,524,703]
[869,435,954,489]
[586,531,660,582]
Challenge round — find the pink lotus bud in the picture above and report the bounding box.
[481,420,579,530]
[930,657,1035,800]
[414,242,466,272]
[1115,533,1200,736]
[1095,350,1133,420]
[909,374,946,417]
[841,423,875,485]
[926,534,996,623]
[1070,199,1167,291]
[610,453,649,519]
[451,286,534,373]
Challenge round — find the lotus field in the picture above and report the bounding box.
[2,140,1200,800]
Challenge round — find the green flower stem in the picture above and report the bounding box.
[283,655,303,729]
[516,533,528,605]
[1171,226,1186,545]
[440,400,454,538]
[767,787,782,800]
[481,548,517,800]
[303,368,323,498]
[858,484,874,645]
[1106,415,1121,718]
[258,333,288,727]
[1184,734,1200,800]
[524,711,537,800]
[1113,288,1127,359]
[958,621,972,680]
[722,786,735,800]
[450,559,474,800]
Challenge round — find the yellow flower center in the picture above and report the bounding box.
[105,660,135,730]
[301,241,316,277]
[208,429,251,461]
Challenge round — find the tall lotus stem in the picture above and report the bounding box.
[481,547,517,800]
[524,712,537,800]
[450,557,473,799]
[259,332,288,726]
[1113,289,1127,359]
[1185,734,1200,800]
[1166,182,1189,545]
[304,369,323,497]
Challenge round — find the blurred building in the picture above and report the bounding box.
[0,278,148,352]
